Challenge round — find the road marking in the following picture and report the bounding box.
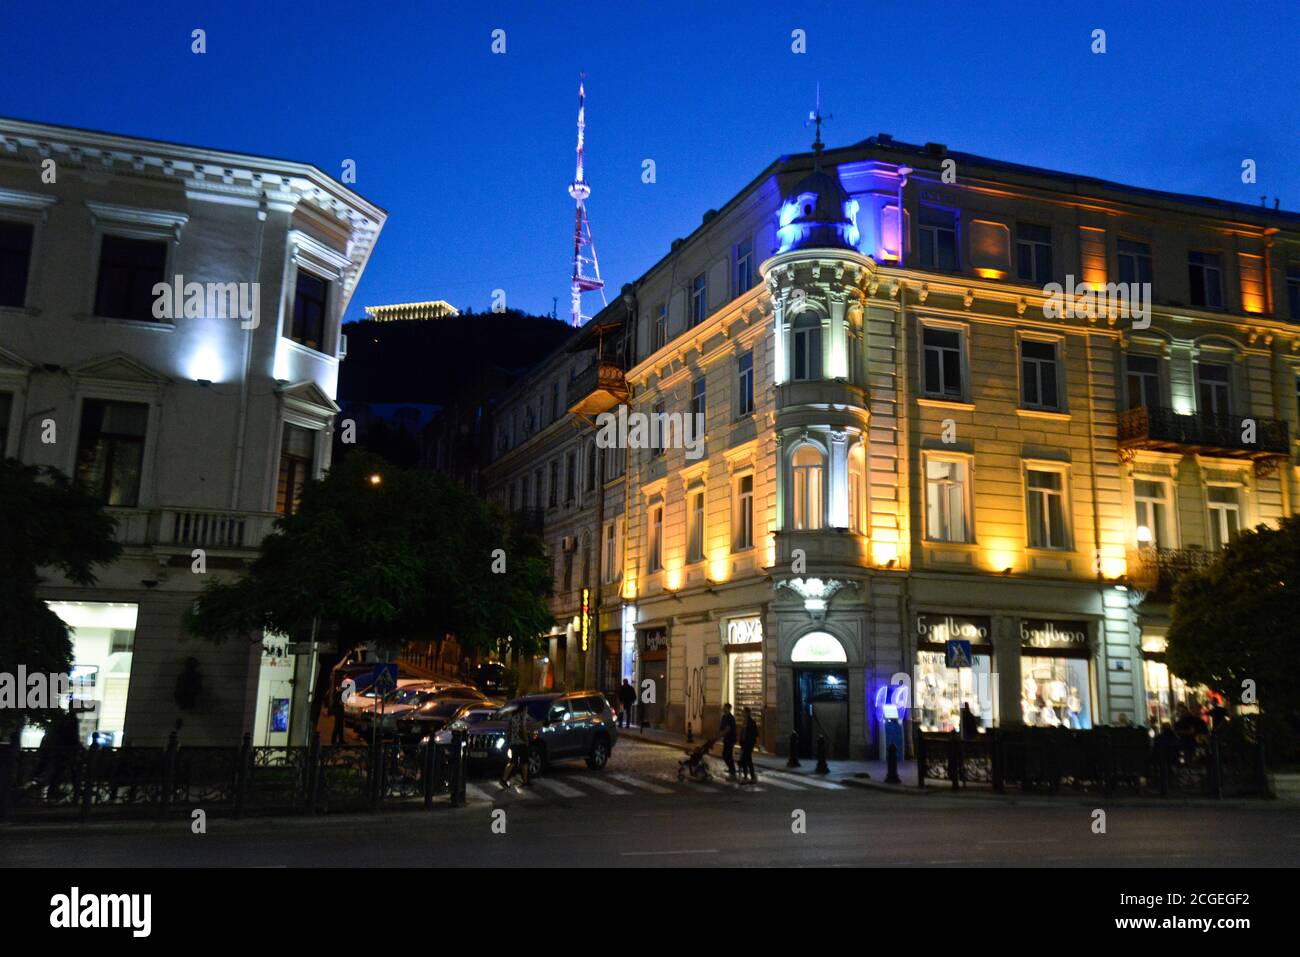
[572,775,632,796]
[978,838,1059,846]
[747,773,806,791]
[762,770,845,790]
[463,783,496,803]
[608,773,673,794]
[620,848,719,857]
[531,777,586,798]
[503,783,541,799]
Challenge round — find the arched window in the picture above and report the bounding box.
[791,312,822,381]
[792,444,824,530]
[848,442,866,533]
[791,630,848,663]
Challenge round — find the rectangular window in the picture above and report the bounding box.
[75,400,148,507]
[565,451,576,504]
[533,468,542,508]
[691,376,706,420]
[275,423,315,515]
[918,206,958,271]
[1020,339,1060,410]
[603,521,619,583]
[925,458,970,543]
[654,303,668,350]
[94,235,167,322]
[651,401,665,458]
[922,327,963,398]
[737,351,754,416]
[1026,468,1069,549]
[1015,223,1053,284]
[792,318,822,381]
[734,474,754,550]
[0,391,13,455]
[290,270,329,351]
[1133,479,1171,548]
[548,460,559,507]
[649,505,663,572]
[687,489,705,563]
[1126,355,1160,410]
[1188,251,1224,309]
[1206,486,1240,550]
[0,220,35,308]
[1117,239,1153,287]
[735,238,754,295]
[690,272,707,327]
[1196,362,1230,416]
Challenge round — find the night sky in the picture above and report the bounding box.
[2,0,1295,319]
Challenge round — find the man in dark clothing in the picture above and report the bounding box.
[500,704,532,788]
[719,703,737,777]
[617,679,636,729]
[960,702,980,741]
[739,707,758,783]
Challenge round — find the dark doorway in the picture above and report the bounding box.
[793,669,850,759]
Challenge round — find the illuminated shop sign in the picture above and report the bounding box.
[1020,619,1089,650]
[581,588,590,652]
[916,614,991,644]
[726,617,763,645]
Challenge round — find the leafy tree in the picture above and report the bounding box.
[1167,515,1300,760]
[0,460,121,738]
[185,452,552,720]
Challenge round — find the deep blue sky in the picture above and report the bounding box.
[2,1,1296,320]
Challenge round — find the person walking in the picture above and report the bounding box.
[617,678,636,729]
[719,703,737,778]
[739,707,758,784]
[330,684,347,744]
[500,702,532,788]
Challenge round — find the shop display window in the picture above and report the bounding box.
[915,650,994,732]
[1020,656,1091,729]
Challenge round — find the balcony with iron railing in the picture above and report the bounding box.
[1126,545,1219,599]
[566,359,629,419]
[1118,405,1289,461]
[108,507,280,554]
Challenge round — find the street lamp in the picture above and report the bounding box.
[368,473,383,486]
[1136,525,1152,546]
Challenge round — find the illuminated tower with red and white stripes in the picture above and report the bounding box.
[567,73,606,327]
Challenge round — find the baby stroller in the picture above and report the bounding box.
[677,733,721,782]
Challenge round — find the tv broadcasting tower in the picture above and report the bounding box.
[567,73,606,327]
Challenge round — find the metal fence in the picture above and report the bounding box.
[0,730,471,822]
[915,724,1272,798]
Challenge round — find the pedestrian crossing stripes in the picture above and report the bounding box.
[457,768,845,804]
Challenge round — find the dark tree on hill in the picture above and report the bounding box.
[1167,515,1300,761]
[0,460,121,738]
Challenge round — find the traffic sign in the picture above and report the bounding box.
[945,639,973,668]
[371,663,398,693]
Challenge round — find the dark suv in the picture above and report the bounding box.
[466,691,618,778]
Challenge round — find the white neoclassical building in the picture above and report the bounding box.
[0,118,385,746]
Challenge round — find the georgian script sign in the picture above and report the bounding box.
[641,628,669,653]
[1020,619,1089,650]
[916,613,991,645]
[726,617,763,645]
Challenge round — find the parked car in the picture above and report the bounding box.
[472,661,511,696]
[464,691,618,778]
[347,679,435,730]
[387,686,494,739]
[429,702,505,746]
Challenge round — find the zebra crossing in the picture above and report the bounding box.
[461,767,846,805]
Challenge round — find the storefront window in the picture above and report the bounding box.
[916,649,994,732]
[724,617,764,731]
[1021,656,1091,728]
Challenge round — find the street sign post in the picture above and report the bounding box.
[945,639,973,668]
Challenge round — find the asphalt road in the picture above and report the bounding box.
[2,738,1296,867]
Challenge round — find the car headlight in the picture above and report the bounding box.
[495,737,506,751]
[433,731,450,745]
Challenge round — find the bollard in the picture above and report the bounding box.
[815,734,830,775]
[885,742,900,784]
[786,732,801,768]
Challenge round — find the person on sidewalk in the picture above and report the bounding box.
[959,702,980,741]
[617,678,636,729]
[330,686,347,745]
[500,703,532,788]
[739,707,758,783]
[719,703,737,778]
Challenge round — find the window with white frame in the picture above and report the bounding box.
[737,351,754,416]
[289,269,329,351]
[275,423,316,516]
[791,445,824,531]
[648,504,664,571]
[690,272,707,327]
[792,312,822,381]
[1020,339,1061,410]
[1188,250,1224,309]
[918,206,958,271]
[1126,354,1160,410]
[654,302,668,350]
[1026,467,1069,549]
[1206,485,1241,550]
[735,238,755,296]
[922,326,963,398]
[75,399,149,508]
[691,376,706,420]
[687,488,705,563]
[651,400,665,458]
[94,235,168,322]
[925,456,970,543]
[603,520,620,583]
[1196,361,1231,416]
[848,443,866,534]
[733,473,754,550]
[0,219,35,309]
[1133,479,1172,548]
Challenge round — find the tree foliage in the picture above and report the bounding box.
[0,459,122,737]
[185,452,553,664]
[1167,515,1300,750]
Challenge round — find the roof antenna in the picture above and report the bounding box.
[805,82,831,162]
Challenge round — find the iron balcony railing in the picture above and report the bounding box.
[1126,545,1218,596]
[566,359,629,415]
[1118,405,1289,457]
